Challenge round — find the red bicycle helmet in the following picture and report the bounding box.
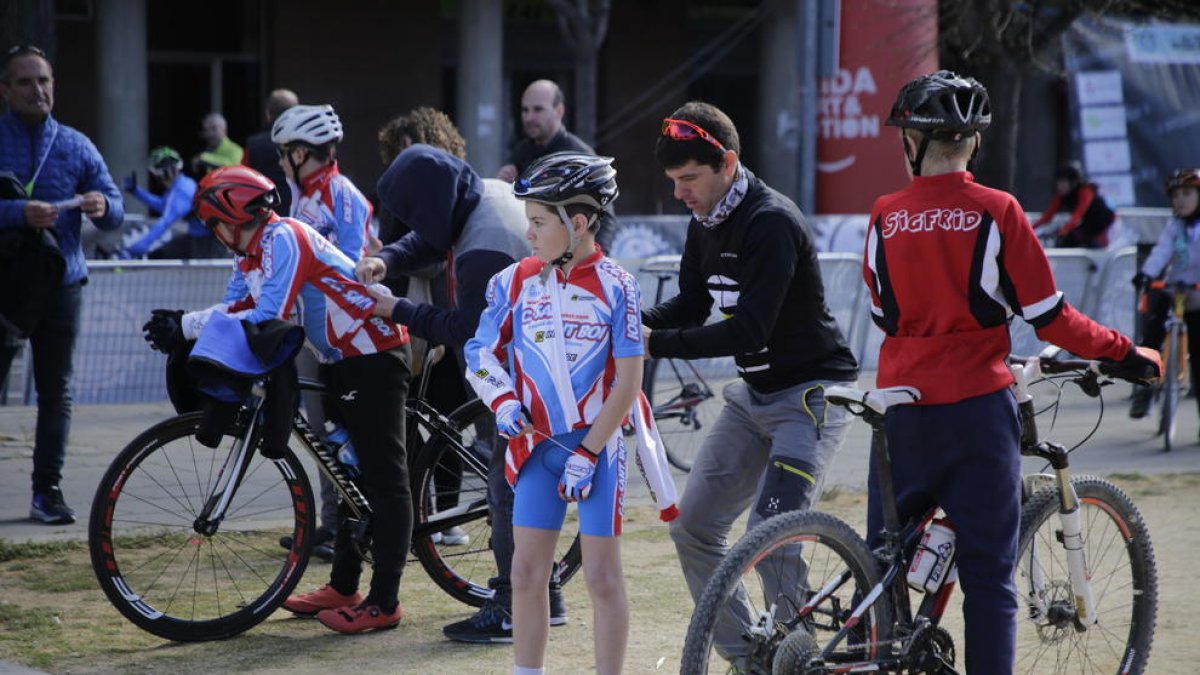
[1165,168,1200,195]
[194,166,279,228]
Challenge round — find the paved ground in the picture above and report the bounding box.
[3,373,1199,544]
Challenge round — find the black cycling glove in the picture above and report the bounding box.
[1131,272,1150,289]
[143,309,185,353]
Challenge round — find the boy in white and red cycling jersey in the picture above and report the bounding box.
[464,153,643,675]
[270,103,374,561]
[1130,168,1200,420]
[141,165,412,635]
[272,103,372,260]
[864,70,1161,674]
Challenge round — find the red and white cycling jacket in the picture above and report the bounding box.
[289,161,373,262]
[864,172,1131,405]
[181,215,407,363]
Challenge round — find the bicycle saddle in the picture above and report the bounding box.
[825,385,921,415]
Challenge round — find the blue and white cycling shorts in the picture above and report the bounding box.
[513,427,626,537]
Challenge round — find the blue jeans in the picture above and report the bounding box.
[0,282,82,492]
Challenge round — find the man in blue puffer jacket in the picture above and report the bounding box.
[0,45,124,525]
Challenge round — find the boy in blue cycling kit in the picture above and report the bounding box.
[142,166,413,635]
[1130,168,1200,421]
[465,154,643,675]
[865,71,1160,674]
[271,103,374,561]
[121,147,223,259]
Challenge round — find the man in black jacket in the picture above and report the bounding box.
[241,88,297,214]
[643,101,859,671]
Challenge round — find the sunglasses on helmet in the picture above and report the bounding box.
[661,118,727,153]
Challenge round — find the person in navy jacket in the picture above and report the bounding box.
[0,44,124,525]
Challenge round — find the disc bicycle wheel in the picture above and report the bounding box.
[1014,476,1157,674]
[645,356,721,473]
[410,399,583,606]
[89,413,314,641]
[680,510,890,674]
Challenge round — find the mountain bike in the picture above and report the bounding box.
[1144,280,1198,452]
[88,347,583,641]
[679,354,1158,674]
[640,255,722,472]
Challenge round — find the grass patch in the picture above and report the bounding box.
[1108,472,1148,482]
[0,539,84,562]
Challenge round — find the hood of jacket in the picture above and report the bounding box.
[375,144,482,252]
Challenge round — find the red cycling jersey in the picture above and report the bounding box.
[864,171,1130,404]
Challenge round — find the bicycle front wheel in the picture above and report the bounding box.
[680,510,890,674]
[645,357,722,473]
[89,413,314,641]
[410,399,583,606]
[1014,476,1157,674]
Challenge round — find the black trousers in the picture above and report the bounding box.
[324,346,412,606]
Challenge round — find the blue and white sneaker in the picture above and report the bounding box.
[30,486,76,525]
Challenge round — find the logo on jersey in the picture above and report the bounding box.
[562,321,609,342]
[881,208,982,239]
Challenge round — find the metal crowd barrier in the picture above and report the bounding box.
[0,243,1154,405]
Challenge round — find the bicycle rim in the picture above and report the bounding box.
[89,413,314,641]
[647,357,722,473]
[680,511,889,674]
[1014,477,1157,674]
[411,399,582,607]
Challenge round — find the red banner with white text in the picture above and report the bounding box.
[816,0,938,214]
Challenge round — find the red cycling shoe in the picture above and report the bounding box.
[317,602,403,634]
[282,584,365,617]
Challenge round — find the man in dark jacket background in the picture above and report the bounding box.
[0,44,124,525]
[241,88,298,215]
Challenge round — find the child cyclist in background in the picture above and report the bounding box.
[1130,168,1200,420]
[464,153,642,675]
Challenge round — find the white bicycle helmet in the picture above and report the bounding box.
[271,104,344,146]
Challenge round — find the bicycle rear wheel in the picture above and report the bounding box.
[680,510,890,674]
[645,357,721,473]
[1159,327,1181,452]
[89,413,314,641]
[1014,476,1157,674]
[411,399,583,606]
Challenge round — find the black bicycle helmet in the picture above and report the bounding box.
[887,70,991,138]
[514,152,619,210]
[514,153,618,271]
[1056,161,1084,184]
[887,70,991,176]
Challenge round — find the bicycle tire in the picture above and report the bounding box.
[410,398,583,606]
[1014,476,1157,674]
[645,356,721,473]
[89,413,314,641]
[680,510,891,674]
[1160,327,1181,452]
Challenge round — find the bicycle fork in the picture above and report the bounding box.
[1021,442,1097,631]
[194,389,268,536]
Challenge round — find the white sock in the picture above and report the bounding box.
[513,667,544,675]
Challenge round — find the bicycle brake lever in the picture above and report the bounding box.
[1072,371,1103,398]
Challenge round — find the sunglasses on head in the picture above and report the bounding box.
[661,118,727,153]
[3,44,47,65]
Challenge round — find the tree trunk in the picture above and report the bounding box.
[973,61,1024,192]
[574,46,598,145]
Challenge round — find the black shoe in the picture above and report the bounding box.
[442,602,513,643]
[1130,385,1153,419]
[30,486,76,525]
[279,526,335,562]
[549,581,567,626]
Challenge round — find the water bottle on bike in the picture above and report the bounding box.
[323,421,360,477]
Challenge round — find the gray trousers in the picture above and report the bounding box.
[669,377,853,661]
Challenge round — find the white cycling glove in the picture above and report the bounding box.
[495,399,530,438]
[558,444,599,502]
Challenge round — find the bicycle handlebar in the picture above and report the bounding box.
[1007,355,1155,385]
